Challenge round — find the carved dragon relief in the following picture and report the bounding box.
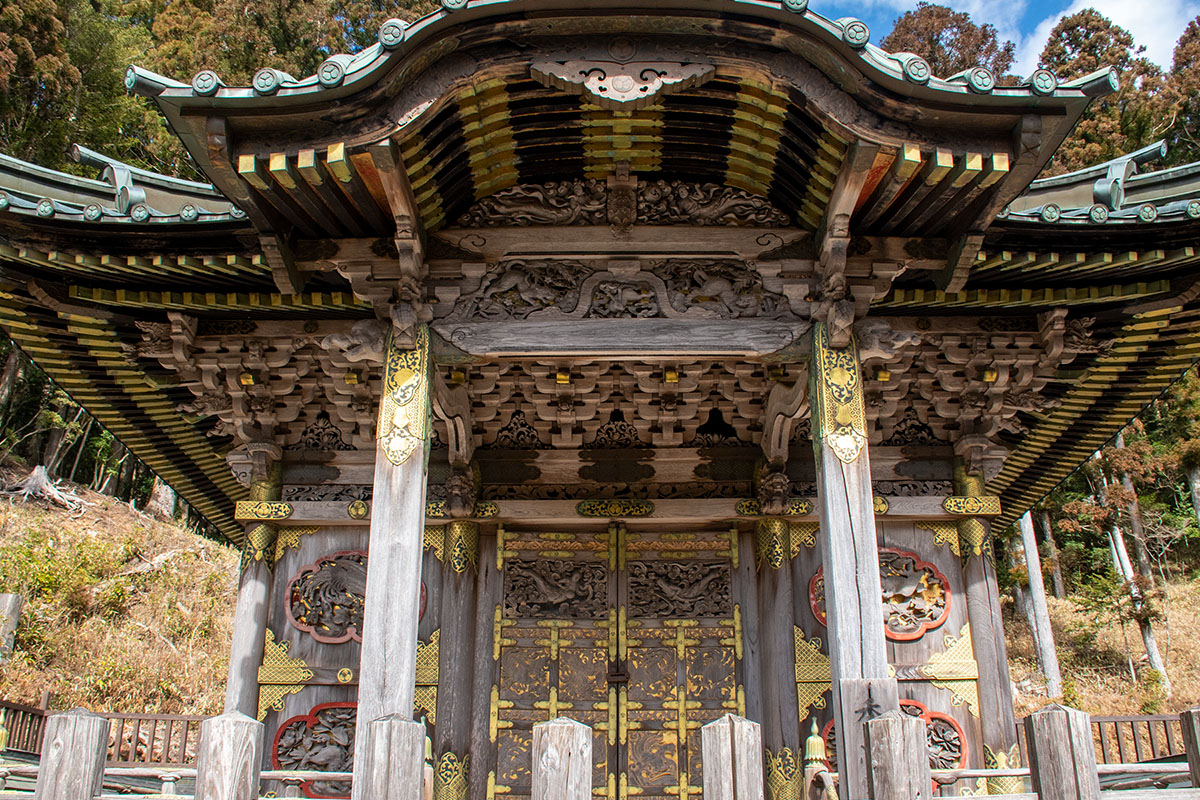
[456,180,791,228]
[444,259,796,322]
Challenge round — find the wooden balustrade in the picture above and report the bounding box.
[0,700,47,756]
[105,712,206,766]
[1017,714,1186,767]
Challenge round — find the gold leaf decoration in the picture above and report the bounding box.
[236,500,293,520]
[575,499,655,517]
[257,629,313,721]
[917,521,961,556]
[920,623,980,717]
[434,752,470,800]
[765,747,803,800]
[378,325,430,466]
[272,526,320,563]
[813,323,866,463]
[942,496,1002,516]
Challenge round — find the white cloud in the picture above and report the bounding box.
[1014,0,1200,76]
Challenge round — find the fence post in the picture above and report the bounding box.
[1180,706,1200,788]
[532,718,591,800]
[1024,705,1100,800]
[193,711,263,800]
[353,714,424,800]
[701,714,764,800]
[0,594,21,663]
[864,710,932,800]
[33,708,109,800]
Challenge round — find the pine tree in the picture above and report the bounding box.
[1165,17,1200,165]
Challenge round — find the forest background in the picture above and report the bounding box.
[1,0,1200,713]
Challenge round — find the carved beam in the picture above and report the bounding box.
[933,233,985,293]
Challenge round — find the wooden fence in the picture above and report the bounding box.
[2,704,1200,800]
[0,700,46,756]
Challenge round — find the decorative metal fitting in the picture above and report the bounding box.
[179,203,199,222]
[966,67,995,93]
[901,55,931,84]
[1188,199,1200,219]
[1029,68,1058,96]
[379,18,407,48]
[1088,204,1109,224]
[253,68,286,96]
[1039,203,1061,223]
[130,203,151,222]
[36,199,54,218]
[83,203,103,221]
[318,57,348,88]
[1138,203,1158,222]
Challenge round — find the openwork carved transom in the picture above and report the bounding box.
[627,560,732,618]
[810,547,950,641]
[502,558,609,619]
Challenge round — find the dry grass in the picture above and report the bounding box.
[1007,579,1200,717]
[0,477,237,714]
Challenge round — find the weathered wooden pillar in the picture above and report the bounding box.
[355,715,426,800]
[1018,511,1062,699]
[1179,706,1200,787]
[194,712,264,800]
[33,709,109,800]
[353,326,432,799]
[755,515,801,799]
[865,710,933,800]
[955,464,1022,793]
[809,322,898,800]
[0,593,21,662]
[1024,705,1099,800]
[224,458,281,716]
[434,519,478,798]
[531,718,592,800]
[701,714,765,800]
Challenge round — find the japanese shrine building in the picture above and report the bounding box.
[2,1,1199,798]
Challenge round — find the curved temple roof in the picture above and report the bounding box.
[0,0,1198,537]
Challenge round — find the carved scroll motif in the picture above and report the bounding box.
[456,180,792,228]
[287,412,354,451]
[273,702,355,799]
[377,326,430,466]
[446,259,794,322]
[532,59,715,110]
[810,547,950,641]
[502,559,609,618]
[287,551,368,644]
[627,560,732,618]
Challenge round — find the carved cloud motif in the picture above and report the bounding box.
[532,60,715,111]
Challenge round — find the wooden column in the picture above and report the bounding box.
[468,530,503,800]
[354,326,432,799]
[224,461,281,716]
[809,322,898,800]
[1179,706,1200,787]
[531,718,592,800]
[1018,511,1062,698]
[756,516,800,779]
[1024,705,1099,800]
[701,714,765,800]
[33,709,109,800]
[355,715,426,800]
[434,519,479,798]
[194,712,264,800]
[956,464,1021,793]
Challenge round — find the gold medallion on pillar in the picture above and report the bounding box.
[378,324,431,466]
[812,323,867,463]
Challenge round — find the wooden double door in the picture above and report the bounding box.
[489,526,743,799]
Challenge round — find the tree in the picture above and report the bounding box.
[1165,16,1200,165]
[880,3,1015,80]
[1038,9,1168,174]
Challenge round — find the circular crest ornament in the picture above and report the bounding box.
[191,70,221,96]
[230,206,247,219]
[782,0,808,13]
[347,499,369,519]
[0,193,9,211]
[841,19,870,48]
[1188,199,1200,219]
[1088,204,1109,224]
[124,66,138,91]
[84,203,104,221]
[967,66,995,93]
[1138,203,1158,222]
[253,68,284,96]
[1029,68,1058,96]
[180,203,199,222]
[337,668,353,684]
[902,55,931,84]
[378,18,407,49]
[440,0,467,10]
[1039,203,1061,223]
[130,203,151,222]
[318,58,346,88]
[36,199,54,218]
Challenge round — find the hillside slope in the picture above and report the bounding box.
[0,478,236,714]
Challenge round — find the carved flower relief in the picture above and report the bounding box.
[809,547,950,641]
[273,703,356,799]
[287,551,427,644]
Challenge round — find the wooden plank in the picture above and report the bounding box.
[33,709,109,800]
[193,712,262,800]
[531,718,592,800]
[866,710,933,800]
[1025,705,1100,800]
[1179,707,1200,787]
[353,715,425,800]
[701,714,765,800]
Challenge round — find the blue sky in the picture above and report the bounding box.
[815,0,1200,77]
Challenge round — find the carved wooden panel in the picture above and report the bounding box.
[809,546,950,641]
[287,551,367,644]
[627,560,732,618]
[502,558,609,619]
[821,699,964,773]
[272,702,355,799]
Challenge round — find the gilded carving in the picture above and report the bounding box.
[736,498,813,516]
[765,748,803,800]
[433,752,469,800]
[984,743,1024,794]
[532,59,715,111]
[257,629,314,721]
[378,326,430,466]
[426,500,499,519]
[273,702,355,798]
[502,559,608,618]
[812,323,867,463]
[576,499,654,517]
[445,520,479,573]
[236,500,293,520]
[942,496,1002,515]
[287,551,367,644]
[627,560,731,617]
[810,548,951,640]
[917,521,961,556]
[793,627,830,719]
[347,499,369,519]
[272,526,320,563]
[756,518,789,570]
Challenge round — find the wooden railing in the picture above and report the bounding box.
[0,700,46,756]
[105,712,205,767]
[1016,713,1187,766]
